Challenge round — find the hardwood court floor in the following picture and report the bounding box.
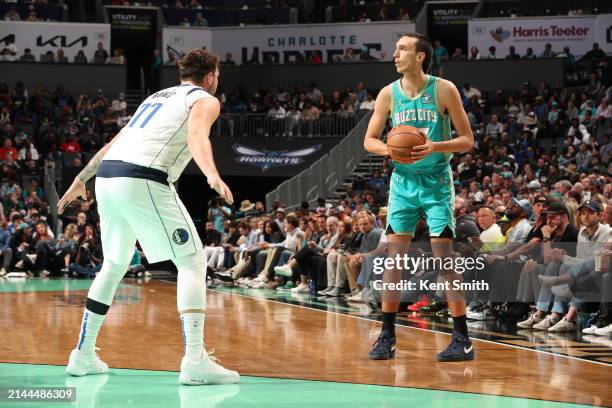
[0,278,610,407]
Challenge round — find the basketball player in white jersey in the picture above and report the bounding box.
[58,49,239,385]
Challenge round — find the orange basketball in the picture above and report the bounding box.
[386,125,426,164]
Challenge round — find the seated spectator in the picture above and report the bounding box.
[106,49,126,65]
[468,47,480,60]
[74,50,88,64]
[39,51,55,63]
[111,93,127,115]
[540,43,555,58]
[4,6,20,21]
[344,212,383,297]
[0,221,12,276]
[55,223,79,275]
[164,52,178,66]
[485,114,503,139]
[221,53,236,66]
[506,46,521,59]
[70,224,103,278]
[486,46,499,59]
[359,93,375,111]
[93,42,109,64]
[19,48,35,62]
[1,37,17,62]
[56,49,68,63]
[523,47,536,59]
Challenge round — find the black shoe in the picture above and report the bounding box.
[501,302,531,322]
[369,330,396,360]
[437,330,475,362]
[419,300,446,314]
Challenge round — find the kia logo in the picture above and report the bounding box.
[36,35,88,48]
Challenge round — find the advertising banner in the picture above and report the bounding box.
[185,137,341,177]
[0,21,110,60]
[468,15,605,57]
[595,14,612,53]
[163,21,415,64]
[427,1,477,51]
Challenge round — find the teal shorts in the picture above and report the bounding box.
[387,167,455,237]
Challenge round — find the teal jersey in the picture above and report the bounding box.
[390,75,452,174]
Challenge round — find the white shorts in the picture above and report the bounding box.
[96,176,202,264]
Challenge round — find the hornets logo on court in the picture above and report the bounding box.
[172,228,189,245]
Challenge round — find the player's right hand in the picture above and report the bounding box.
[58,179,87,215]
[208,175,234,205]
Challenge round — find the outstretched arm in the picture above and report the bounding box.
[187,97,234,205]
[363,85,392,157]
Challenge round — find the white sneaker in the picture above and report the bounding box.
[66,348,109,376]
[594,323,612,336]
[317,287,334,295]
[532,315,559,331]
[179,351,240,385]
[582,324,600,335]
[346,290,364,303]
[0,268,6,277]
[274,264,293,277]
[251,280,267,289]
[517,313,543,329]
[290,283,309,293]
[144,271,152,278]
[548,317,576,333]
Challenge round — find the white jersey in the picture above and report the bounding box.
[104,83,213,182]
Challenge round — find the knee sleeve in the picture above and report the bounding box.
[88,259,130,305]
[174,250,207,312]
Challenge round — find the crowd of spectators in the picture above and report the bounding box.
[1,39,125,65]
[213,81,376,137]
[0,78,135,278]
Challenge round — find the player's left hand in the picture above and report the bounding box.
[411,134,434,160]
[58,179,87,214]
[208,175,234,205]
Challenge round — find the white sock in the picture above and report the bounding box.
[76,309,106,354]
[181,313,205,361]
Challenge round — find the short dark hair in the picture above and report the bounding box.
[178,48,219,82]
[286,215,299,228]
[401,33,433,73]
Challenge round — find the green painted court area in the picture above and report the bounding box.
[0,363,594,408]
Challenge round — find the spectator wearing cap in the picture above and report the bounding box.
[517,202,579,330]
[485,198,533,262]
[237,200,257,218]
[274,207,286,232]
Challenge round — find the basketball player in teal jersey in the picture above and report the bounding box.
[364,33,475,361]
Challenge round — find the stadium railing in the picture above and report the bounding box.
[212,111,370,138]
[265,110,372,209]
